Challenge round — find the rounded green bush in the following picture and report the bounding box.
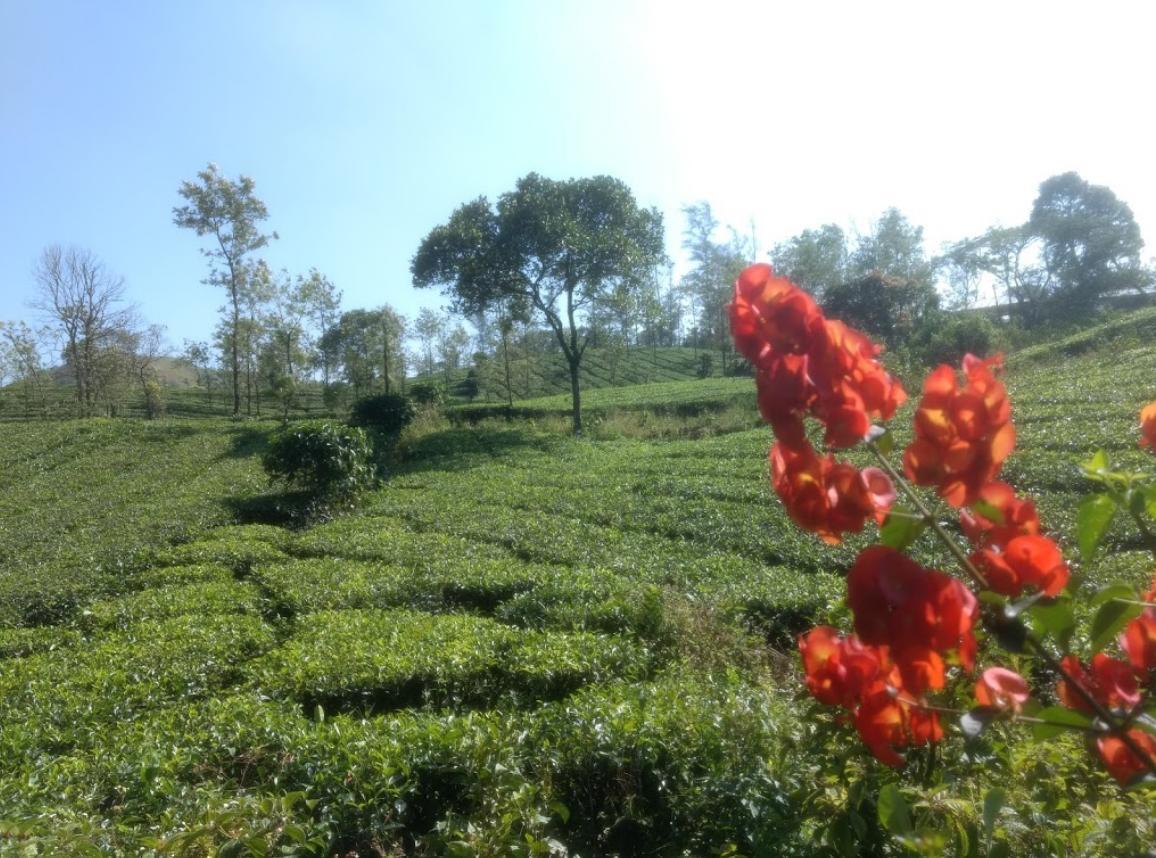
[408,381,445,406]
[348,393,416,436]
[262,422,375,499]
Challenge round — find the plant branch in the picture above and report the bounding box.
[866,438,1156,777]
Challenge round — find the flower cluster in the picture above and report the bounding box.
[909,370,1071,599]
[732,264,1156,787]
[799,626,942,767]
[1056,574,1156,783]
[729,263,905,543]
[903,355,1016,508]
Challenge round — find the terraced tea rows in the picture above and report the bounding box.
[2,324,1156,853]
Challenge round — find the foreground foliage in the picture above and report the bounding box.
[2,314,1156,853]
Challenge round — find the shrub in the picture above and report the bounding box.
[408,381,445,406]
[348,393,416,437]
[696,352,713,379]
[911,311,1002,366]
[262,422,375,501]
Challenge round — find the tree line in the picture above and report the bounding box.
[2,166,1151,424]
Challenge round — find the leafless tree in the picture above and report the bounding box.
[31,245,134,416]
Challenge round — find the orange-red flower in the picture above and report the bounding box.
[808,318,907,448]
[770,440,894,545]
[854,683,943,768]
[1057,653,1141,713]
[903,355,1015,507]
[730,263,823,367]
[960,481,1041,548]
[1120,578,1156,678]
[972,534,1069,598]
[798,626,942,768]
[975,667,1030,713]
[1121,612,1156,677]
[798,626,885,708]
[847,546,978,688]
[1140,402,1156,451]
[729,264,905,451]
[1097,730,1156,785]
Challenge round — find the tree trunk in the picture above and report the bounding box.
[501,328,513,408]
[382,330,391,394]
[568,354,582,436]
[229,276,242,417]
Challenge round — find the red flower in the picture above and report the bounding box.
[755,354,814,447]
[729,263,822,367]
[798,626,885,708]
[1058,653,1141,713]
[798,626,941,768]
[1120,581,1156,678]
[903,355,1016,507]
[975,667,1030,713]
[770,440,894,545]
[960,481,1041,548]
[854,682,943,768]
[972,535,1069,598]
[1097,730,1156,785]
[729,264,905,451]
[847,546,978,685]
[808,318,907,448]
[1140,401,1156,451]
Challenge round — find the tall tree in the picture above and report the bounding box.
[413,173,665,434]
[0,321,48,417]
[31,245,134,416]
[438,321,471,385]
[679,202,748,373]
[1028,171,1150,319]
[379,305,406,394]
[941,226,1052,324]
[848,208,936,287]
[820,209,940,345]
[319,306,406,402]
[296,269,342,389]
[771,224,848,301]
[173,163,275,416]
[181,339,217,405]
[412,308,443,379]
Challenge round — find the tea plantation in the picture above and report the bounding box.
[1,324,1155,854]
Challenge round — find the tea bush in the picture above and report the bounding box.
[262,421,375,500]
[348,391,416,438]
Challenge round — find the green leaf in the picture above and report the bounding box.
[880,507,927,552]
[877,783,913,836]
[868,426,894,456]
[982,788,1005,847]
[1082,449,1110,475]
[1089,598,1142,654]
[1092,583,1135,607]
[973,498,1005,525]
[989,841,1011,858]
[1142,485,1156,519]
[1028,598,1076,650]
[1076,494,1116,563]
[1031,706,1093,739]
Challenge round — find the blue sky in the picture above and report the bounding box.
[3,0,1155,351]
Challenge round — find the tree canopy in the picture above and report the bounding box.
[1029,171,1150,318]
[412,173,664,433]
